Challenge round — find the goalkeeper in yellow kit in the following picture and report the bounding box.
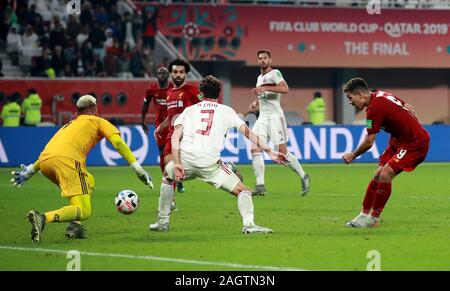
[10,95,154,243]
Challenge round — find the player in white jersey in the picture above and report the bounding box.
[249,49,310,196]
[149,75,286,234]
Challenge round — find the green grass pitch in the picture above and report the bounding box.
[0,163,449,270]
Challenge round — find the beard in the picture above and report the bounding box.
[173,76,185,87]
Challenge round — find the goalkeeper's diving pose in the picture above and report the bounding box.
[11,95,154,243]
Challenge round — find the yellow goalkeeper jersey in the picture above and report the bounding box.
[39,114,120,164]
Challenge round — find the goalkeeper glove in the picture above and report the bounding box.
[131,162,154,189]
[11,164,36,188]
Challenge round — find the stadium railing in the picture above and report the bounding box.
[153,0,450,9]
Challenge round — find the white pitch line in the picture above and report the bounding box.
[0,245,306,271]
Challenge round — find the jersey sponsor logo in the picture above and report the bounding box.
[366,119,372,129]
[167,100,183,109]
[100,126,148,166]
[155,98,167,106]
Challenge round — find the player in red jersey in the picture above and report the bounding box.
[141,67,173,173]
[342,77,430,228]
[149,59,201,221]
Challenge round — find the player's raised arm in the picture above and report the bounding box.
[238,124,287,164]
[343,133,376,164]
[10,160,40,187]
[108,133,154,189]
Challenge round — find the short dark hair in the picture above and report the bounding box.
[168,58,190,73]
[343,77,370,94]
[313,91,322,98]
[257,49,271,58]
[199,75,221,99]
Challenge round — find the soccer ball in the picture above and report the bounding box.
[115,190,140,215]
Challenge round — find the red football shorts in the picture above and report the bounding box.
[379,138,430,174]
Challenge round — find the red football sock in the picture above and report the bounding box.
[159,152,165,173]
[362,179,378,214]
[371,182,392,218]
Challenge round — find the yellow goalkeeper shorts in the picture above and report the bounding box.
[40,157,95,197]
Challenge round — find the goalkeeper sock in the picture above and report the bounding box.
[237,191,254,227]
[158,181,174,224]
[371,182,392,218]
[362,179,378,214]
[251,153,265,185]
[286,152,306,179]
[44,205,81,224]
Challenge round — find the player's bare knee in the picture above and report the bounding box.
[251,149,262,155]
[373,167,383,181]
[231,182,251,196]
[379,167,395,183]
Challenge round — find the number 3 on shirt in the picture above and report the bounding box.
[196,110,215,136]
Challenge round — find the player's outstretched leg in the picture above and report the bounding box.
[150,180,173,231]
[251,152,266,196]
[285,152,310,196]
[27,210,46,243]
[237,191,273,234]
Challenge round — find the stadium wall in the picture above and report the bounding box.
[0,79,205,124]
[0,125,448,167]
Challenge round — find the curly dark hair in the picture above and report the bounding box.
[168,58,190,73]
[199,75,221,99]
[343,77,370,94]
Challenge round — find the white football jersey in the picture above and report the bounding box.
[256,69,285,117]
[174,101,245,167]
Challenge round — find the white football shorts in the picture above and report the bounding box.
[164,159,241,193]
[252,114,289,146]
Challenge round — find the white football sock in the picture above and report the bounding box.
[157,181,174,224]
[252,152,265,185]
[286,152,306,179]
[237,191,254,227]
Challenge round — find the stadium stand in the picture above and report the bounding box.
[0,0,161,78]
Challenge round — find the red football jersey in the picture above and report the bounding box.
[366,91,429,147]
[166,83,201,135]
[144,82,173,125]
